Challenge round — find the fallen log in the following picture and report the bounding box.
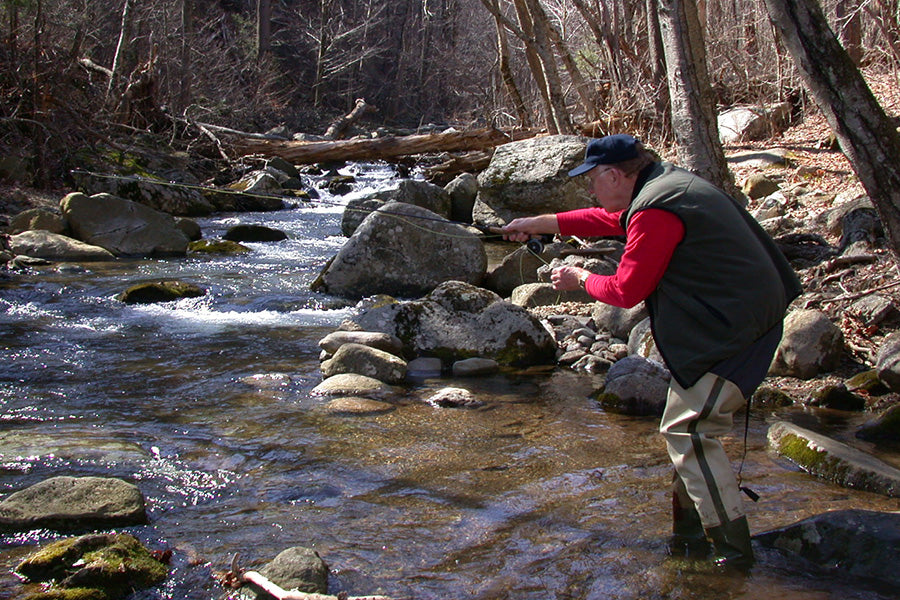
[233,127,513,164]
[324,98,377,140]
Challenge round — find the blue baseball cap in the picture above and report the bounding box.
[568,134,640,176]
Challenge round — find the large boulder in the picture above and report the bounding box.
[0,476,147,533]
[769,309,844,379]
[445,172,479,223]
[341,179,452,236]
[314,201,486,300]
[73,171,214,217]
[8,230,115,261]
[204,170,286,212]
[595,355,671,416]
[342,280,557,366]
[473,135,598,228]
[60,192,190,256]
[717,101,792,144]
[756,510,900,587]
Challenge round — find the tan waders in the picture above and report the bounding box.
[660,373,754,569]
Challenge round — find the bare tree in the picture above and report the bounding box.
[764,0,900,256]
[658,0,735,193]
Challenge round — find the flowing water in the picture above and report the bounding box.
[1,163,899,600]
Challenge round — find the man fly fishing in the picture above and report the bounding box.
[501,134,802,569]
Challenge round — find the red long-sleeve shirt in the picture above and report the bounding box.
[556,207,685,308]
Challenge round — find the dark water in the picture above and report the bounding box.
[1,163,899,599]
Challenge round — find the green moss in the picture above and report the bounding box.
[188,239,251,254]
[778,433,830,470]
[845,370,890,395]
[24,587,109,600]
[752,386,795,408]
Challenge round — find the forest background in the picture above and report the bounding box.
[1,0,898,194]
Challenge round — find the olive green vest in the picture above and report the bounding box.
[622,163,802,388]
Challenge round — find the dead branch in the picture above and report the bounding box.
[78,57,113,78]
[819,279,900,304]
[324,98,377,139]
[233,127,514,164]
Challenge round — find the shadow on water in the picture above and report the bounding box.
[1,164,899,599]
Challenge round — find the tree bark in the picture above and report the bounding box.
[491,1,532,127]
[234,127,514,164]
[510,0,557,133]
[324,98,376,139]
[257,0,271,56]
[107,0,134,101]
[658,0,735,194]
[764,0,900,257]
[522,0,575,134]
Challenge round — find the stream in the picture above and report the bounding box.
[1,162,899,600]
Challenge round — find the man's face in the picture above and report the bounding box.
[586,165,629,212]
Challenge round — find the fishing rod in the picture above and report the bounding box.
[69,168,555,255]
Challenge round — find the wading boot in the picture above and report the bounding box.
[667,478,711,559]
[705,515,754,570]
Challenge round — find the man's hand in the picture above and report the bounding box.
[551,266,590,291]
[501,214,560,243]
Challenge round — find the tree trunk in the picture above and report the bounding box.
[522,0,575,134]
[324,98,376,139]
[257,0,271,56]
[542,4,599,122]
[835,0,862,65]
[179,0,193,112]
[488,0,532,127]
[763,0,900,257]
[646,0,671,140]
[107,0,134,101]
[510,0,557,133]
[234,127,514,164]
[658,0,735,194]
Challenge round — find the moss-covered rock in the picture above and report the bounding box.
[856,403,900,443]
[805,383,866,411]
[187,239,251,254]
[117,280,206,304]
[845,369,891,396]
[751,386,795,408]
[16,534,167,600]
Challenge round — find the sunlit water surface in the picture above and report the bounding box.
[1,163,899,600]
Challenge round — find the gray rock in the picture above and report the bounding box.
[344,281,557,366]
[445,172,479,223]
[207,171,285,212]
[318,330,404,357]
[452,357,499,377]
[60,192,190,256]
[117,280,206,304]
[315,201,486,300]
[856,404,900,442]
[756,509,900,586]
[474,135,597,227]
[72,171,214,216]
[0,476,147,533]
[7,207,67,235]
[8,230,115,261]
[591,302,647,340]
[407,356,443,377]
[259,546,328,595]
[510,282,594,307]
[309,373,399,400]
[718,102,791,144]
[322,397,395,416]
[769,309,844,379]
[742,173,780,200]
[875,331,900,392]
[341,180,452,236]
[426,387,485,408]
[596,355,671,416]
[768,421,900,497]
[223,224,287,242]
[848,294,897,327]
[626,317,664,364]
[483,242,568,297]
[320,342,407,383]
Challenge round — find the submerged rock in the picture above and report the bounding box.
[0,476,147,533]
[117,280,206,304]
[258,546,329,595]
[756,509,900,587]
